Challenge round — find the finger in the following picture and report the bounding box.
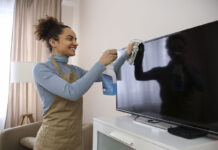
[111,54,117,59]
[112,56,118,61]
[108,49,117,53]
[129,42,135,47]
[109,50,117,55]
[131,42,136,46]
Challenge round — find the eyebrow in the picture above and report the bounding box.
[66,35,73,38]
[66,35,77,40]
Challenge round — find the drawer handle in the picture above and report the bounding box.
[109,131,134,147]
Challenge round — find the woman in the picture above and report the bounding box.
[33,16,134,150]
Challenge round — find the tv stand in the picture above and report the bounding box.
[93,115,218,150]
[168,126,208,139]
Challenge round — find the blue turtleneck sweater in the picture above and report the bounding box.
[33,53,129,114]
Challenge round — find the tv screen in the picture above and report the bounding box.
[116,20,218,135]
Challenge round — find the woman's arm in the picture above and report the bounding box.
[113,52,129,74]
[73,52,129,82]
[33,62,106,101]
[71,43,134,82]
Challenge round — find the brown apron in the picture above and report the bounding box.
[34,56,83,150]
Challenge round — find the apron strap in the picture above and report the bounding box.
[66,64,73,72]
[50,55,62,76]
[66,65,79,79]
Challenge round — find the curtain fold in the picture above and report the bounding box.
[5,0,62,128]
[0,0,15,130]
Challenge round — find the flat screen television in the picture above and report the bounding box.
[116,20,218,137]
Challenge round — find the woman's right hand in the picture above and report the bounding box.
[99,49,117,66]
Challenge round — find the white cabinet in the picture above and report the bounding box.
[93,116,218,150]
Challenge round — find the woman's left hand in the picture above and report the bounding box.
[125,42,135,56]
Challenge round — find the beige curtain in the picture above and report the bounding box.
[5,0,62,128]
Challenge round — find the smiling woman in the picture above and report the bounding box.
[33,16,134,150]
[0,0,15,130]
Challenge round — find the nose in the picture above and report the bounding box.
[73,40,78,46]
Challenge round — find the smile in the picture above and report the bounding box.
[69,47,76,51]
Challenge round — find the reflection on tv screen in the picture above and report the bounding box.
[117,20,218,135]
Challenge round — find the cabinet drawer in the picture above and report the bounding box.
[97,132,135,150]
[136,138,168,150]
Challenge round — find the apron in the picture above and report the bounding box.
[34,56,83,150]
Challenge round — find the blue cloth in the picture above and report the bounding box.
[33,53,129,114]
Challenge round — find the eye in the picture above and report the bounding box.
[67,37,73,41]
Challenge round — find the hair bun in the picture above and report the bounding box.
[35,16,61,41]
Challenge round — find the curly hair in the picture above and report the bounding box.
[35,16,70,52]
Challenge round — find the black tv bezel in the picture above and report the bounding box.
[116,20,218,136]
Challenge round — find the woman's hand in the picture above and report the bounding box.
[125,42,135,56]
[99,49,117,66]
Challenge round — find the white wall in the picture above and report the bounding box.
[62,0,80,65]
[76,0,218,124]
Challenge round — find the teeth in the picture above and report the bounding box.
[70,47,76,50]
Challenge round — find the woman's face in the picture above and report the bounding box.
[51,27,78,56]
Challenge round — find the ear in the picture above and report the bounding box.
[49,38,57,48]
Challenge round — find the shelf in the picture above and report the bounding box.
[93,115,218,150]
